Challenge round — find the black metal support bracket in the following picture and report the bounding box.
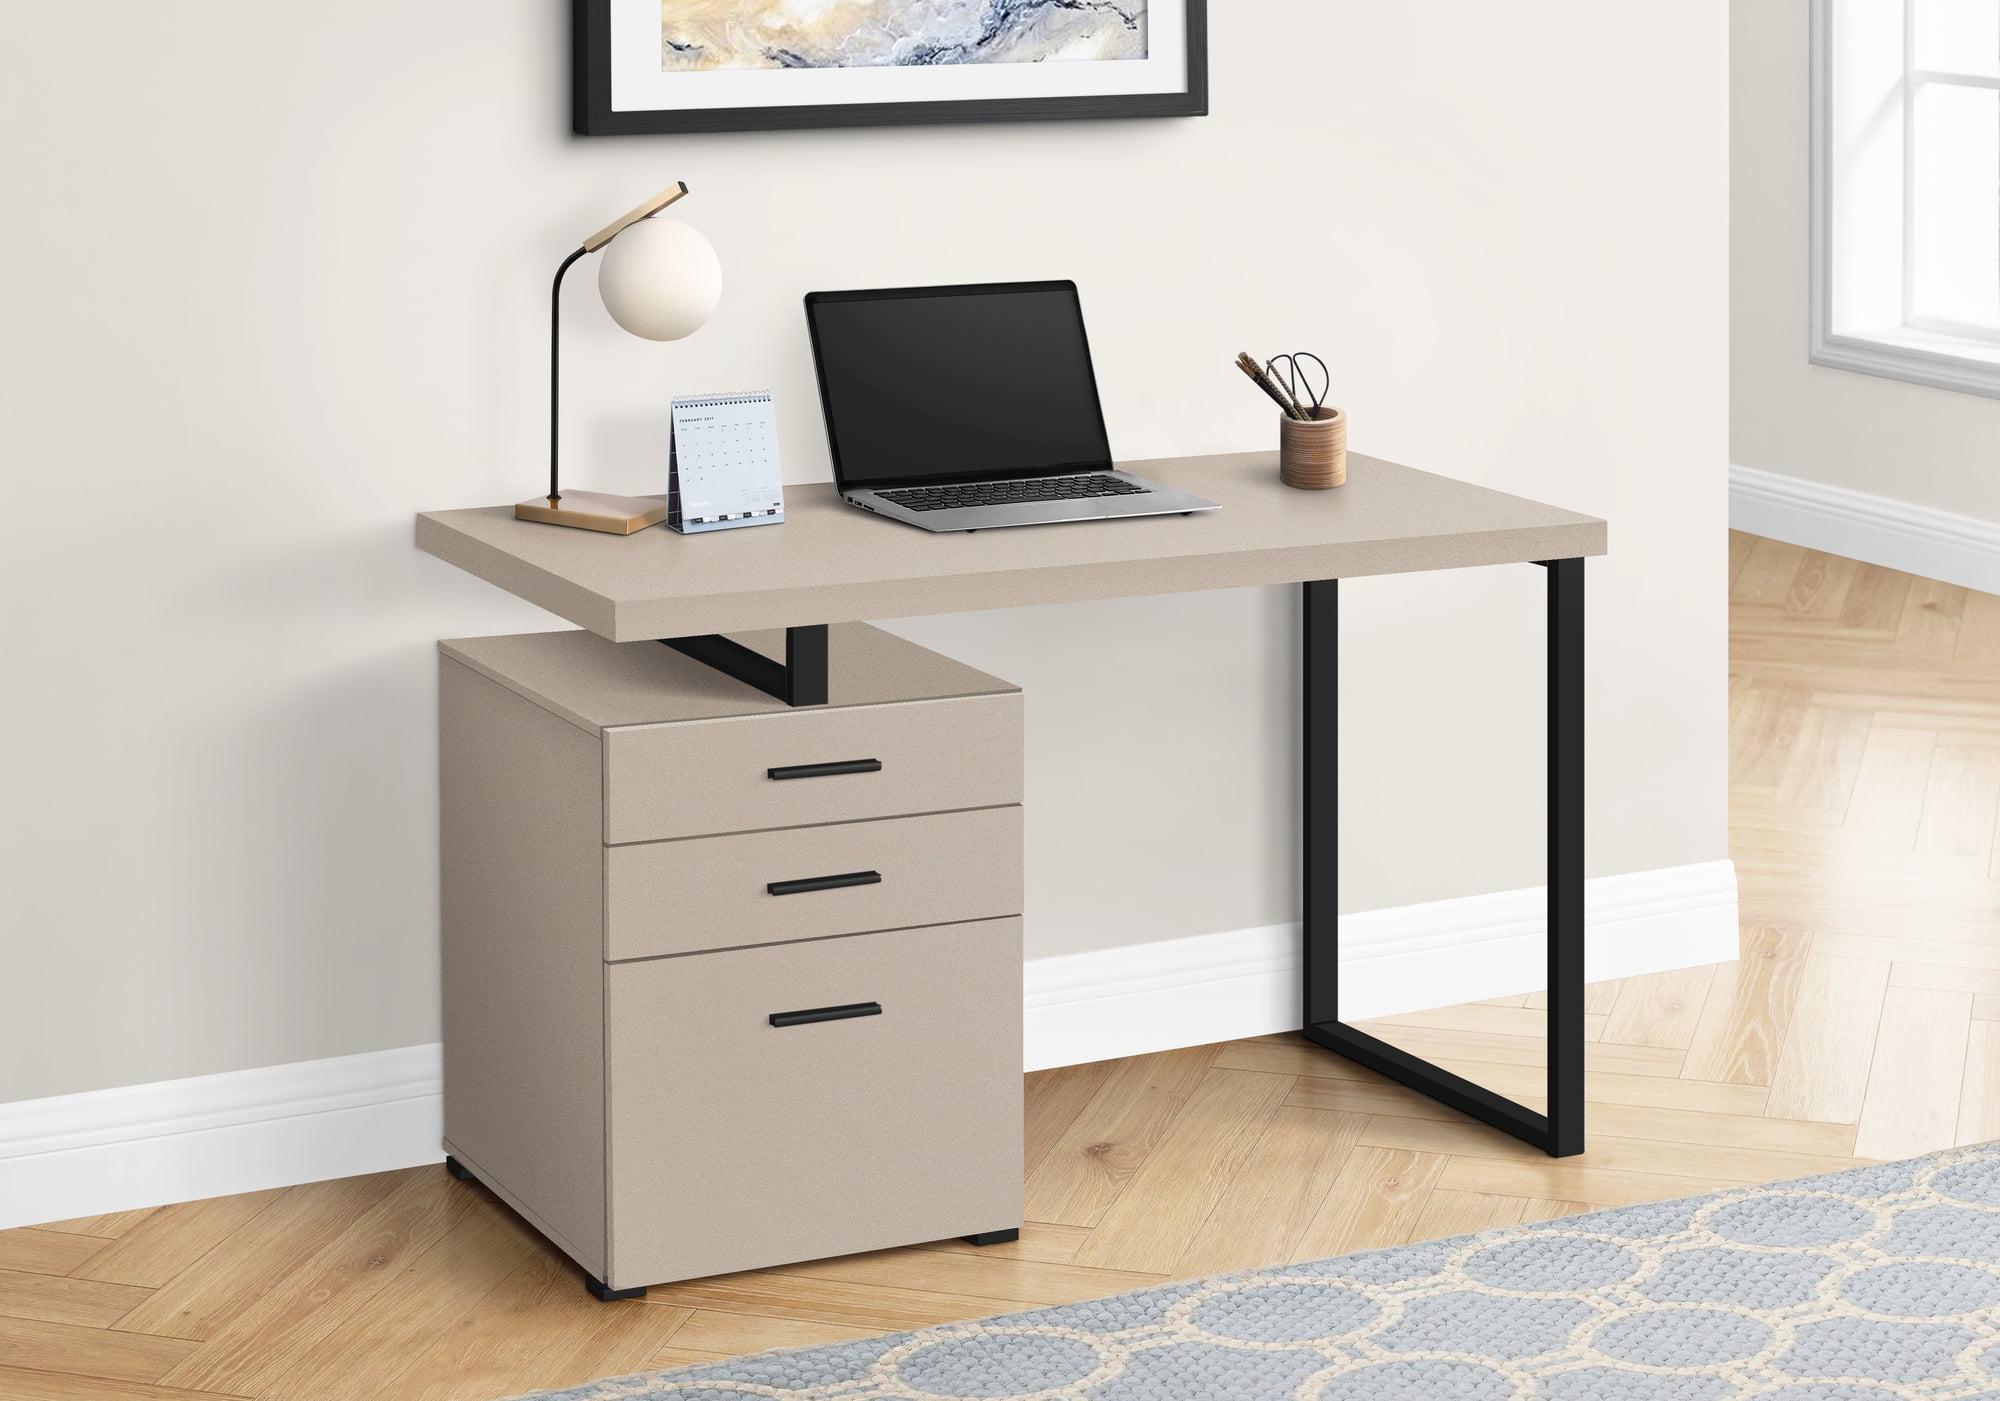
[662,624,829,707]
[1300,559,1586,1158]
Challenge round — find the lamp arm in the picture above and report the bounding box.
[548,244,589,503]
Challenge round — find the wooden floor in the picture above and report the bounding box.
[7,532,2000,1399]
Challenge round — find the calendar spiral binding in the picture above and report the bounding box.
[673,392,773,408]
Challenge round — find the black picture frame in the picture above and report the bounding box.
[572,0,1207,137]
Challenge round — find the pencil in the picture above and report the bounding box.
[1262,358,1305,420]
[1236,352,1307,420]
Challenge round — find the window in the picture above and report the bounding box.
[1814,0,2000,396]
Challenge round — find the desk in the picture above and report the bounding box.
[420,449,1607,1159]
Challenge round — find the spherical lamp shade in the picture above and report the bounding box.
[596,217,721,342]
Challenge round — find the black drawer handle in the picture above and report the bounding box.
[769,1001,882,1028]
[767,870,882,897]
[767,759,882,781]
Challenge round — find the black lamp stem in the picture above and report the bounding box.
[549,245,588,503]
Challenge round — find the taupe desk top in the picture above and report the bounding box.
[417,452,1607,643]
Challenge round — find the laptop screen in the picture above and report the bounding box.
[805,282,1114,491]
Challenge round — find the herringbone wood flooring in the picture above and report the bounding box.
[5,532,1999,1398]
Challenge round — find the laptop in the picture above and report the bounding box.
[804,281,1220,532]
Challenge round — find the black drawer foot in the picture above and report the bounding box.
[444,1155,475,1182]
[585,1273,647,1302]
[963,1228,1020,1247]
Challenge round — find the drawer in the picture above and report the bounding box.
[605,807,1022,961]
[605,917,1022,1288]
[602,691,1022,843]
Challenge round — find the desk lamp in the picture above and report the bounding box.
[516,181,722,533]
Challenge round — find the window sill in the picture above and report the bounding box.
[1811,324,2000,400]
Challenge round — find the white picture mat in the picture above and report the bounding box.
[610,0,1188,112]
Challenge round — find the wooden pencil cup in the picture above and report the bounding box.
[1280,407,1347,489]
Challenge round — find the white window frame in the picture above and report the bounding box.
[1811,0,2000,398]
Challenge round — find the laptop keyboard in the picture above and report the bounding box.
[878,474,1150,513]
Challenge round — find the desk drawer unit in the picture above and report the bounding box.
[603,693,1022,843]
[438,624,1025,1296]
[607,918,1022,1286]
[605,806,1023,960]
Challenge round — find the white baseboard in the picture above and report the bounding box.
[1023,859,1739,1071]
[0,859,1736,1230]
[0,1045,444,1231]
[0,1048,446,1232]
[1730,463,2000,596]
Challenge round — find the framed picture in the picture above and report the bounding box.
[573,0,1207,136]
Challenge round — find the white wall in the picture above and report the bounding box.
[0,1,1729,1104]
[1733,1,2000,523]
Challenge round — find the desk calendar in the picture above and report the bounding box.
[667,392,785,534]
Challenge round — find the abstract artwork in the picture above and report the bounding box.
[573,0,1204,135]
[659,1,1150,71]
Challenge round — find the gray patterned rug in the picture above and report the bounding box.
[512,1144,2000,1400]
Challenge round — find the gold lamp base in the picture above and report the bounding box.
[514,490,667,535]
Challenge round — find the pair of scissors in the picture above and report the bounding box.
[1267,352,1330,419]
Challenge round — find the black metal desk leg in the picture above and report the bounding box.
[1544,556,1586,1155]
[1300,561,1586,1159]
[1302,580,1340,1035]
